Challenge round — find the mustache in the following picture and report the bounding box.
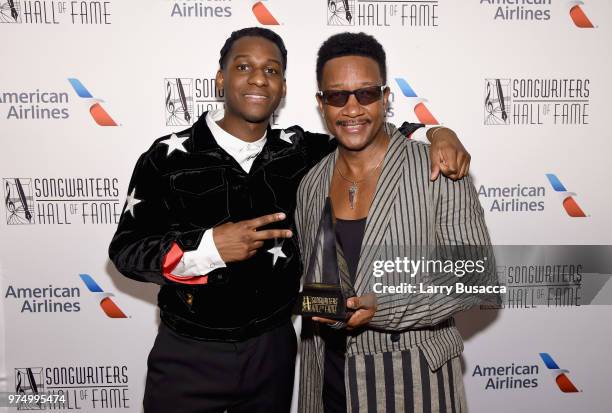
[335,119,372,126]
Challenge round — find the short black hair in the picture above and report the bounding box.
[219,27,287,72]
[316,32,387,85]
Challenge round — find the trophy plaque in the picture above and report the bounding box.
[294,198,350,321]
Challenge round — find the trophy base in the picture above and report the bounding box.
[294,283,349,321]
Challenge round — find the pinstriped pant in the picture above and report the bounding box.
[345,349,467,413]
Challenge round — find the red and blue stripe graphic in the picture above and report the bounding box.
[79,274,127,318]
[545,174,587,218]
[395,78,439,125]
[568,1,594,28]
[252,1,279,25]
[539,353,580,393]
[68,78,118,126]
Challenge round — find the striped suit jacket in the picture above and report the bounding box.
[295,126,493,412]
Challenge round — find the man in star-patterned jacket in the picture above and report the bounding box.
[108,27,471,413]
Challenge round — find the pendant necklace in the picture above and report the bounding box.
[335,154,385,210]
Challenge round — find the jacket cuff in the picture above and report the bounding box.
[161,242,209,285]
[176,228,206,251]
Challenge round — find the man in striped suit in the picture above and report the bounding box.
[296,32,498,412]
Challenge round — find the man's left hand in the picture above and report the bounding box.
[428,127,471,181]
[312,293,377,330]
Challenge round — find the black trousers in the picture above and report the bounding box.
[143,321,297,413]
[321,327,347,413]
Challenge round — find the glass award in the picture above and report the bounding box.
[294,197,350,321]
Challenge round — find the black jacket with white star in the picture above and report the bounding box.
[108,112,422,341]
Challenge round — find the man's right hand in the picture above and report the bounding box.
[212,213,292,263]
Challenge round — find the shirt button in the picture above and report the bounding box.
[390,333,401,342]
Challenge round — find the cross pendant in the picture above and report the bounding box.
[348,183,357,210]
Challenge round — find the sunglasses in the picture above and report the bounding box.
[317,85,388,107]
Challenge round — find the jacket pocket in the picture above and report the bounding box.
[266,153,308,180]
[171,167,225,197]
[170,167,229,227]
[265,153,307,211]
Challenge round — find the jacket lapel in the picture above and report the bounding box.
[306,154,335,374]
[306,153,336,258]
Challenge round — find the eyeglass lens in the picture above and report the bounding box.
[322,86,384,107]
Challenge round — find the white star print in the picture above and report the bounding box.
[267,240,287,266]
[279,130,295,144]
[124,188,142,218]
[162,133,189,157]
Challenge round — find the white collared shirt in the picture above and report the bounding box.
[206,109,267,173]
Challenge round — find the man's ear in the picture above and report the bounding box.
[282,78,287,98]
[382,86,390,111]
[215,69,224,91]
[316,92,324,114]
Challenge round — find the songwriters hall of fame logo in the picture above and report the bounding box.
[4,178,35,225]
[3,177,121,225]
[484,79,511,125]
[14,368,45,410]
[0,0,21,23]
[0,0,112,25]
[484,77,590,126]
[164,77,225,126]
[326,0,438,27]
[165,78,194,126]
[327,0,354,25]
[11,365,130,409]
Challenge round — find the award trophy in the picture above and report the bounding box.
[294,198,351,321]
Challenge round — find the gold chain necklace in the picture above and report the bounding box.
[335,154,384,210]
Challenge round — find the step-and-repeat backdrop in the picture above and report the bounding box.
[1,1,611,412]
